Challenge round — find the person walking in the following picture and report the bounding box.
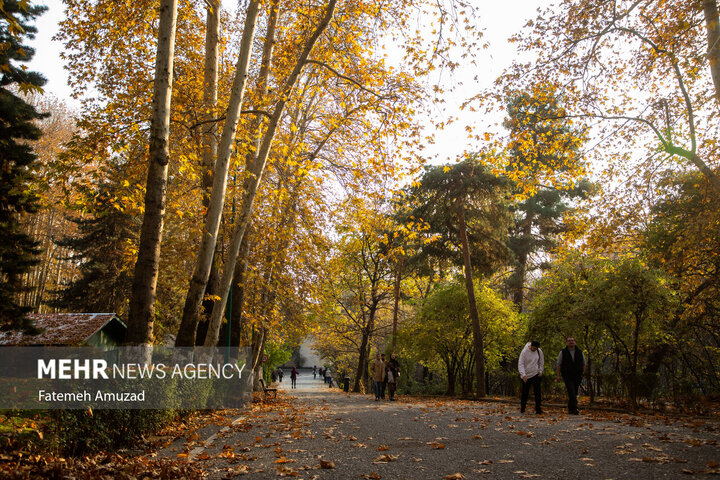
[290,366,299,389]
[518,340,544,414]
[324,366,332,387]
[386,353,400,401]
[313,365,317,379]
[380,354,388,399]
[556,336,586,415]
[370,354,385,401]
[277,368,284,383]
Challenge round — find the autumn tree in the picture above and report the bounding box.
[126,0,179,346]
[503,0,720,197]
[500,86,591,310]
[314,198,396,393]
[642,171,720,394]
[50,161,138,315]
[0,0,47,330]
[404,157,512,397]
[175,0,261,347]
[16,94,77,312]
[56,0,239,340]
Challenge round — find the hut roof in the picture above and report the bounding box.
[0,313,125,346]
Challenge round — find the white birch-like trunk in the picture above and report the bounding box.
[175,0,261,346]
[203,0,339,347]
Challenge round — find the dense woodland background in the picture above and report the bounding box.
[2,0,720,416]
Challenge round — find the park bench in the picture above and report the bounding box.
[259,378,277,399]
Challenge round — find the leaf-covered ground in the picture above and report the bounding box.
[160,375,720,479]
[3,373,719,479]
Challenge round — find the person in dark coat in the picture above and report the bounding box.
[385,353,400,401]
[290,366,299,389]
[556,336,586,414]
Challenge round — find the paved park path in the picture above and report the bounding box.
[160,370,720,479]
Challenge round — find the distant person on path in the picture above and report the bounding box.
[518,340,544,414]
[277,368,284,383]
[556,336,586,415]
[290,366,299,389]
[380,354,388,399]
[371,354,385,401]
[313,365,317,379]
[324,366,332,387]
[386,353,400,401]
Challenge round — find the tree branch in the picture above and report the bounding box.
[304,59,383,98]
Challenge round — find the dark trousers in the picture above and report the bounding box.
[388,382,396,400]
[520,374,542,413]
[563,376,581,412]
[380,380,386,399]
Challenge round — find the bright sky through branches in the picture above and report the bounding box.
[28,0,540,162]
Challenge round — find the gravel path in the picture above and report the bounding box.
[160,370,720,479]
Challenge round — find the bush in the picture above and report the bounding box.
[55,409,179,455]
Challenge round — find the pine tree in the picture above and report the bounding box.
[51,162,138,315]
[403,157,513,397]
[502,89,591,311]
[0,1,48,330]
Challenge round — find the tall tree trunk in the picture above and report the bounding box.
[251,326,267,390]
[703,0,720,102]
[353,315,372,393]
[213,0,280,347]
[175,0,261,346]
[197,0,223,343]
[391,256,403,350]
[203,0,338,347]
[229,232,252,361]
[126,0,178,345]
[511,211,533,312]
[457,208,486,397]
[201,0,220,212]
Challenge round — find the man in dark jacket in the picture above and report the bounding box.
[385,353,400,401]
[556,337,586,414]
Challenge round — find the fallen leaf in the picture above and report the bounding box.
[444,474,465,480]
[373,454,399,463]
[276,466,298,477]
[318,460,335,469]
[377,445,389,451]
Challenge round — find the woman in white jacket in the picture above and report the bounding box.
[518,341,544,414]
